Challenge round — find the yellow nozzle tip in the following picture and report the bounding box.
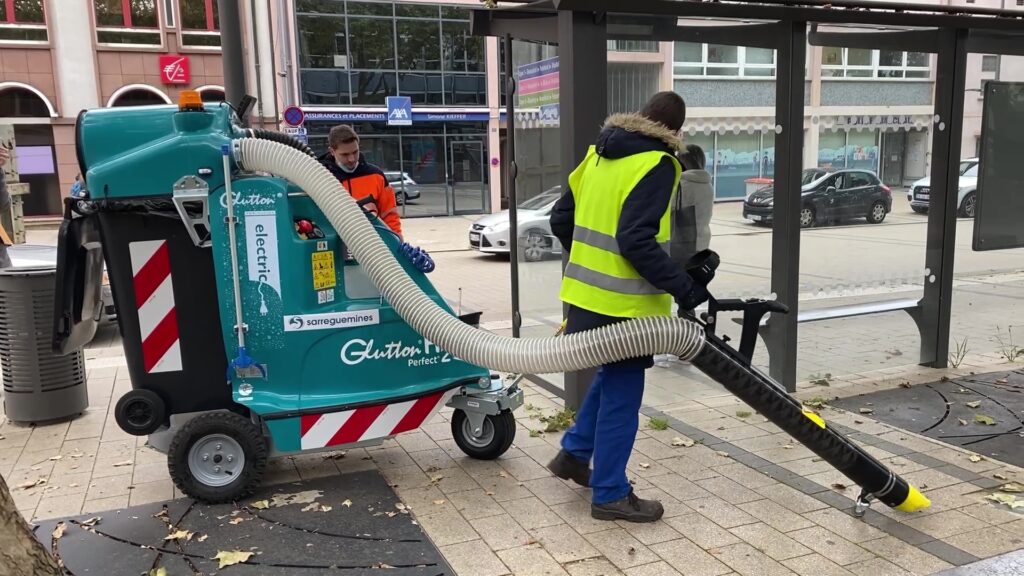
[895,485,931,512]
[802,408,826,429]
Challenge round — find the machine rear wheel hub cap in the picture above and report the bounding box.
[189,434,245,487]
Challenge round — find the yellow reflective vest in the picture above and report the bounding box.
[559,145,681,318]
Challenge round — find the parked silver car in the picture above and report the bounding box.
[8,244,116,322]
[469,186,563,262]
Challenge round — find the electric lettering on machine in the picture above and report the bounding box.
[255,224,271,284]
[340,338,454,367]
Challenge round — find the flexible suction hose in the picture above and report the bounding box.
[234,138,706,374]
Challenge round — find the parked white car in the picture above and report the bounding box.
[469,186,563,261]
[907,158,978,217]
[384,171,422,204]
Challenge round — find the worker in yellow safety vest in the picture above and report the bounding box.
[545,92,709,523]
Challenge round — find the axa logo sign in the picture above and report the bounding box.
[159,55,190,85]
[386,96,412,126]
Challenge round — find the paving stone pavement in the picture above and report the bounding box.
[3,322,1023,575]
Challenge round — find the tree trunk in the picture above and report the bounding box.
[0,473,62,575]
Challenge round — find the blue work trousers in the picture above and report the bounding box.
[560,361,645,504]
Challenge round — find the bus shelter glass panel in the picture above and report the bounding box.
[511,39,565,392]
[797,113,930,383]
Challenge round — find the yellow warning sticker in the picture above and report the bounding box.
[312,251,336,290]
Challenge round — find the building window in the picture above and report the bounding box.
[607,40,658,53]
[94,0,162,46]
[0,0,48,42]
[673,42,775,78]
[822,48,930,79]
[981,54,999,73]
[295,1,486,107]
[179,0,218,47]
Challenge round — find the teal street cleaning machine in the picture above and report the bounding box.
[52,97,928,516]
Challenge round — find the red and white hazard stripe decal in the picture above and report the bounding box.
[129,240,182,374]
[300,390,454,450]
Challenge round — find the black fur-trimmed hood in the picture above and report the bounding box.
[595,113,684,160]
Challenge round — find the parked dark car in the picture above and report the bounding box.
[743,168,892,228]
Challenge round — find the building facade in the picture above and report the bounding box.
[0,0,228,217]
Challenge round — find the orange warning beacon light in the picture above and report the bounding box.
[178,90,204,111]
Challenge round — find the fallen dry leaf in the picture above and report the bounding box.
[164,529,193,542]
[251,500,270,510]
[48,455,63,461]
[996,378,1009,384]
[986,493,1024,510]
[269,490,323,508]
[498,471,508,478]
[639,463,651,470]
[433,500,446,505]
[958,418,968,426]
[148,569,168,576]
[301,503,320,513]
[969,455,984,463]
[69,483,79,488]
[229,518,245,525]
[975,415,997,426]
[197,534,209,542]
[783,444,795,450]
[1000,482,1023,493]
[898,382,912,389]
[671,437,695,447]
[152,509,169,520]
[17,478,46,490]
[213,550,255,569]
[715,451,730,458]
[320,505,333,513]
[859,408,874,414]
[80,517,101,527]
[965,401,982,409]
[341,499,352,508]
[323,451,347,460]
[994,473,1008,480]
[373,563,395,569]
[69,452,84,459]
[52,523,66,540]
[831,483,847,491]
[628,547,637,556]
[112,460,133,467]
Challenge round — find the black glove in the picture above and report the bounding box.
[678,283,710,312]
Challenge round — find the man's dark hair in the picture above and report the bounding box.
[329,124,359,148]
[639,91,686,132]
[680,144,706,171]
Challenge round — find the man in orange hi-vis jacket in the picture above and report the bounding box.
[320,124,403,238]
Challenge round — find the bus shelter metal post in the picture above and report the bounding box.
[558,9,607,410]
[766,20,807,392]
[920,28,969,368]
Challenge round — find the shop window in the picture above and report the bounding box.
[94,0,161,46]
[982,54,999,73]
[199,88,224,102]
[110,87,170,107]
[0,0,47,42]
[179,0,219,47]
[397,20,441,71]
[0,86,51,117]
[673,42,775,78]
[295,2,485,107]
[821,48,930,79]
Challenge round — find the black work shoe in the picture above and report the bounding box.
[547,450,591,487]
[591,491,664,523]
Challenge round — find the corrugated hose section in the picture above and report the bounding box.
[234,138,706,374]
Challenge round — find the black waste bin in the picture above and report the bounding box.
[1,265,87,423]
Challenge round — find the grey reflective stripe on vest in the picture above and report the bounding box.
[573,225,670,254]
[564,262,663,295]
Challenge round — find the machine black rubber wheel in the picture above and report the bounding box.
[959,192,977,218]
[799,206,816,228]
[911,206,928,214]
[451,409,516,460]
[168,411,268,504]
[114,389,166,436]
[866,201,887,224]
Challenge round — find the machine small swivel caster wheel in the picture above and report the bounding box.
[168,411,268,504]
[854,490,873,518]
[114,389,166,436]
[452,409,516,460]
